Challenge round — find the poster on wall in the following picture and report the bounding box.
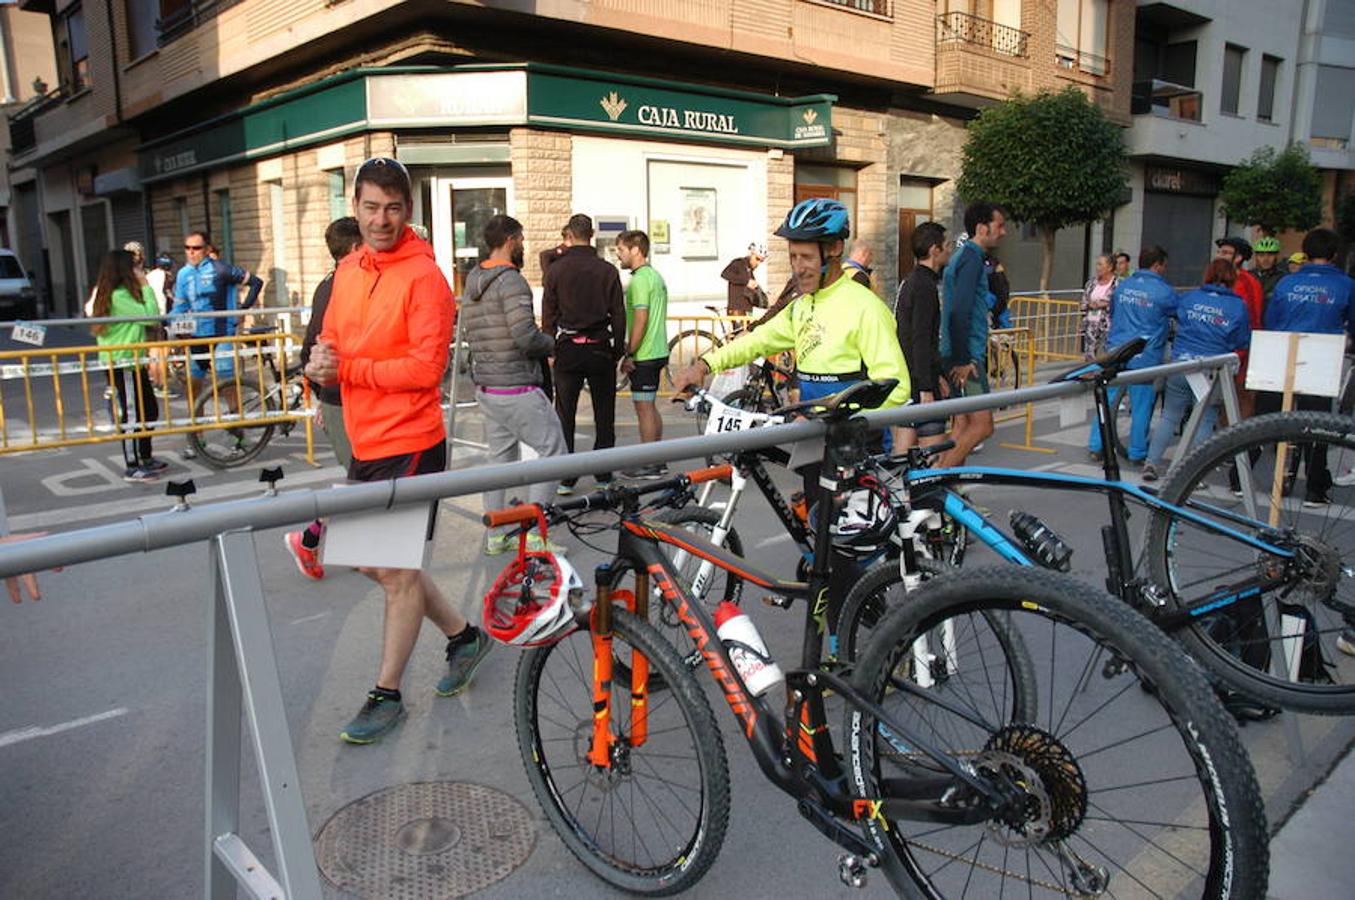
[681,187,717,259]
[651,219,671,255]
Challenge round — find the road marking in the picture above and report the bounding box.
[288,612,330,626]
[754,533,793,549]
[10,464,348,531]
[0,707,129,749]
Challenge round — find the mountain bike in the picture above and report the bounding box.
[839,338,1355,715]
[186,326,308,468]
[492,379,1267,897]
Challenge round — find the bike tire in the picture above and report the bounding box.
[651,505,744,605]
[663,330,721,392]
[1145,411,1355,714]
[849,566,1267,899]
[720,386,777,415]
[833,559,1035,723]
[187,384,275,469]
[515,608,730,895]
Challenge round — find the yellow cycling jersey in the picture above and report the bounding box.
[701,273,911,407]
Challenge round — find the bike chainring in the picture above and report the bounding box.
[978,724,1088,847]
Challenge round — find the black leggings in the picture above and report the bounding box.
[109,364,158,468]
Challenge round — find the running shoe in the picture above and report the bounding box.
[1141,463,1159,483]
[141,457,170,473]
[526,533,566,554]
[622,464,669,481]
[339,691,405,744]
[1334,468,1355,487]
[123,466,159,484]
[284,531,325,580]
[484,533,513,556]
[556,482,576,496]
[1337,629,1355,657]
[1303,490,1331,509]
[436,629,493,696]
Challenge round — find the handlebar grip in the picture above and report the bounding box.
[930,439,957,456]
[686,464,733,485]
[482,504,543,528]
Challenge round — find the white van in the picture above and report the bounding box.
[0,249,38,320]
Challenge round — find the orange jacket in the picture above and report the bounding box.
[320,228,455,460]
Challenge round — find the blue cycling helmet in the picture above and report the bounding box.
[775,198,850,242]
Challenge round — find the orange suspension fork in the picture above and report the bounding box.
[629,573,650,747]
[588,583,615,767]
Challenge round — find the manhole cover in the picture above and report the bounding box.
[315,781,535,898]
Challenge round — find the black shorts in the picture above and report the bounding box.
[628,356,668,395]
[908,389,948,438]
[348,440,447,541]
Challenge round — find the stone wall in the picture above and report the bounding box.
[511,128,573,288]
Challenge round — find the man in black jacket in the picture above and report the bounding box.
[285,216,361,580]
[894,221,950,450]
[542,213,626,492]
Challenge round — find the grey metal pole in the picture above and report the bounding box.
[206,538,246,899]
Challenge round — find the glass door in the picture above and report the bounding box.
[421,174,513,295]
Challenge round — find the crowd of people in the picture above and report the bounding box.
[66,152,1355,745]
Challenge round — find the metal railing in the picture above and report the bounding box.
[6,86,66,155]
[1055,44,1109,76]
[1007,292,1086,364]
[0,310,314,461]
[157,0,245,46]
[1131,79,1203,122]
[936,11,1030,58]
[0,352,1242,899]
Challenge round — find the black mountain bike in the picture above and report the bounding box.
[493,379,1267,898]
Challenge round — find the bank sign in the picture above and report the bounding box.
[527,70,832,149]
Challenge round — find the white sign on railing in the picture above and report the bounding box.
[10,322,46,346]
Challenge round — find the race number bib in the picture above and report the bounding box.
[11,322,46,346]
[167,317,197,338]
[704,405,779,436]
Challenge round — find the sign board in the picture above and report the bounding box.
[323,491,437,570]
[1244,331,1345,397]
[11,322,46,346]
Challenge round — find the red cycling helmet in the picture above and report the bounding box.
[483,552,583,647]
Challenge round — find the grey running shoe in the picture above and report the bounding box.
[1141,463,1159,483]
[339,691,405,744]
[436,629,493,697]
[123,466,159,484]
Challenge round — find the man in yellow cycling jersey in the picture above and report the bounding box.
[672,198,909,414]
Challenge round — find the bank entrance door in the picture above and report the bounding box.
[419,174,513,295]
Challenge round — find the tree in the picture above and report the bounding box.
[956,87,1128,290]
[1219,144,1323,236]
[1336,190,1355,247]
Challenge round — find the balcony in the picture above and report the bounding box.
[937,11,1029,58]
[933,12,1032,107]
[6,87,65,157]
[1131,79,1202,123]
[1056,44,1109,77]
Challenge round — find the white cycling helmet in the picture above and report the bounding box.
[748,241,767,257]
[811,477,898,557]
[483,552,583,647]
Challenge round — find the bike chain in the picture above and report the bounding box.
[905,838,1072,895]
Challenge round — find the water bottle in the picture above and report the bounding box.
[713,601,784,696]
[1010,510,1073,572]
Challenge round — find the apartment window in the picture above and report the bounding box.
[1312,64,1355,149]
[1222,44,1247,116]
[818,0,891,16]
[56,5,91,93]
[1056,0,1109,75]
[327,170,348,221]
[1257,55,1281,123]
[794,165,857,239]
[125,0,159,60]
[215,190,233,261]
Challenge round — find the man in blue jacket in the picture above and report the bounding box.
[938,201,1007,467]
[1259,228,1355,507]
[171,231,263,378]
[1088,245,1177,463]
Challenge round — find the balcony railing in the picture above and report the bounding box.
[1131,79,1203,122]
[936,11,1030,59]
[157,0,245,47]
[6,86,65,155]
[1056,43,1109,77]
[816,0,891,14]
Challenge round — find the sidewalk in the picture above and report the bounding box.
[1268,741,1355,899]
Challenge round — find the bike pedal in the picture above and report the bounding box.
[837,853,869,889]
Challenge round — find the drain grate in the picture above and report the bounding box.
[314,781,535,898]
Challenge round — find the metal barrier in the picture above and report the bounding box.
[665,313,752,376]
[1008,292,1085,364]
[0,330,315,463]
[986,326,1054,454]
[0,352,1241,899]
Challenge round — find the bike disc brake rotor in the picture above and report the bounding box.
[977,724,1088,848]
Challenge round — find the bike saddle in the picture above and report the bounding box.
[1050,337,1147,383]
[774,379,899,421]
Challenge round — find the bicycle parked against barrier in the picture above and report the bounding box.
[488,379,1267,898]
[186,326,308,468]
[839,339,1355,715]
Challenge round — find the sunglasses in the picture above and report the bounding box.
[358,156,410,177]
[184,244,206,250]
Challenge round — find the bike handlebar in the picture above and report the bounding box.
[482,504,544,527]
[483,464,733,527]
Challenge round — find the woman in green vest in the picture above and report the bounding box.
[90,249,168,483]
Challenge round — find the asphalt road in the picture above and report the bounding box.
[2,397,1353,898]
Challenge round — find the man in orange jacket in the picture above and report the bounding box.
[307,157,491,745]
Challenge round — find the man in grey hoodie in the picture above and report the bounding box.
[463,214,569,555]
